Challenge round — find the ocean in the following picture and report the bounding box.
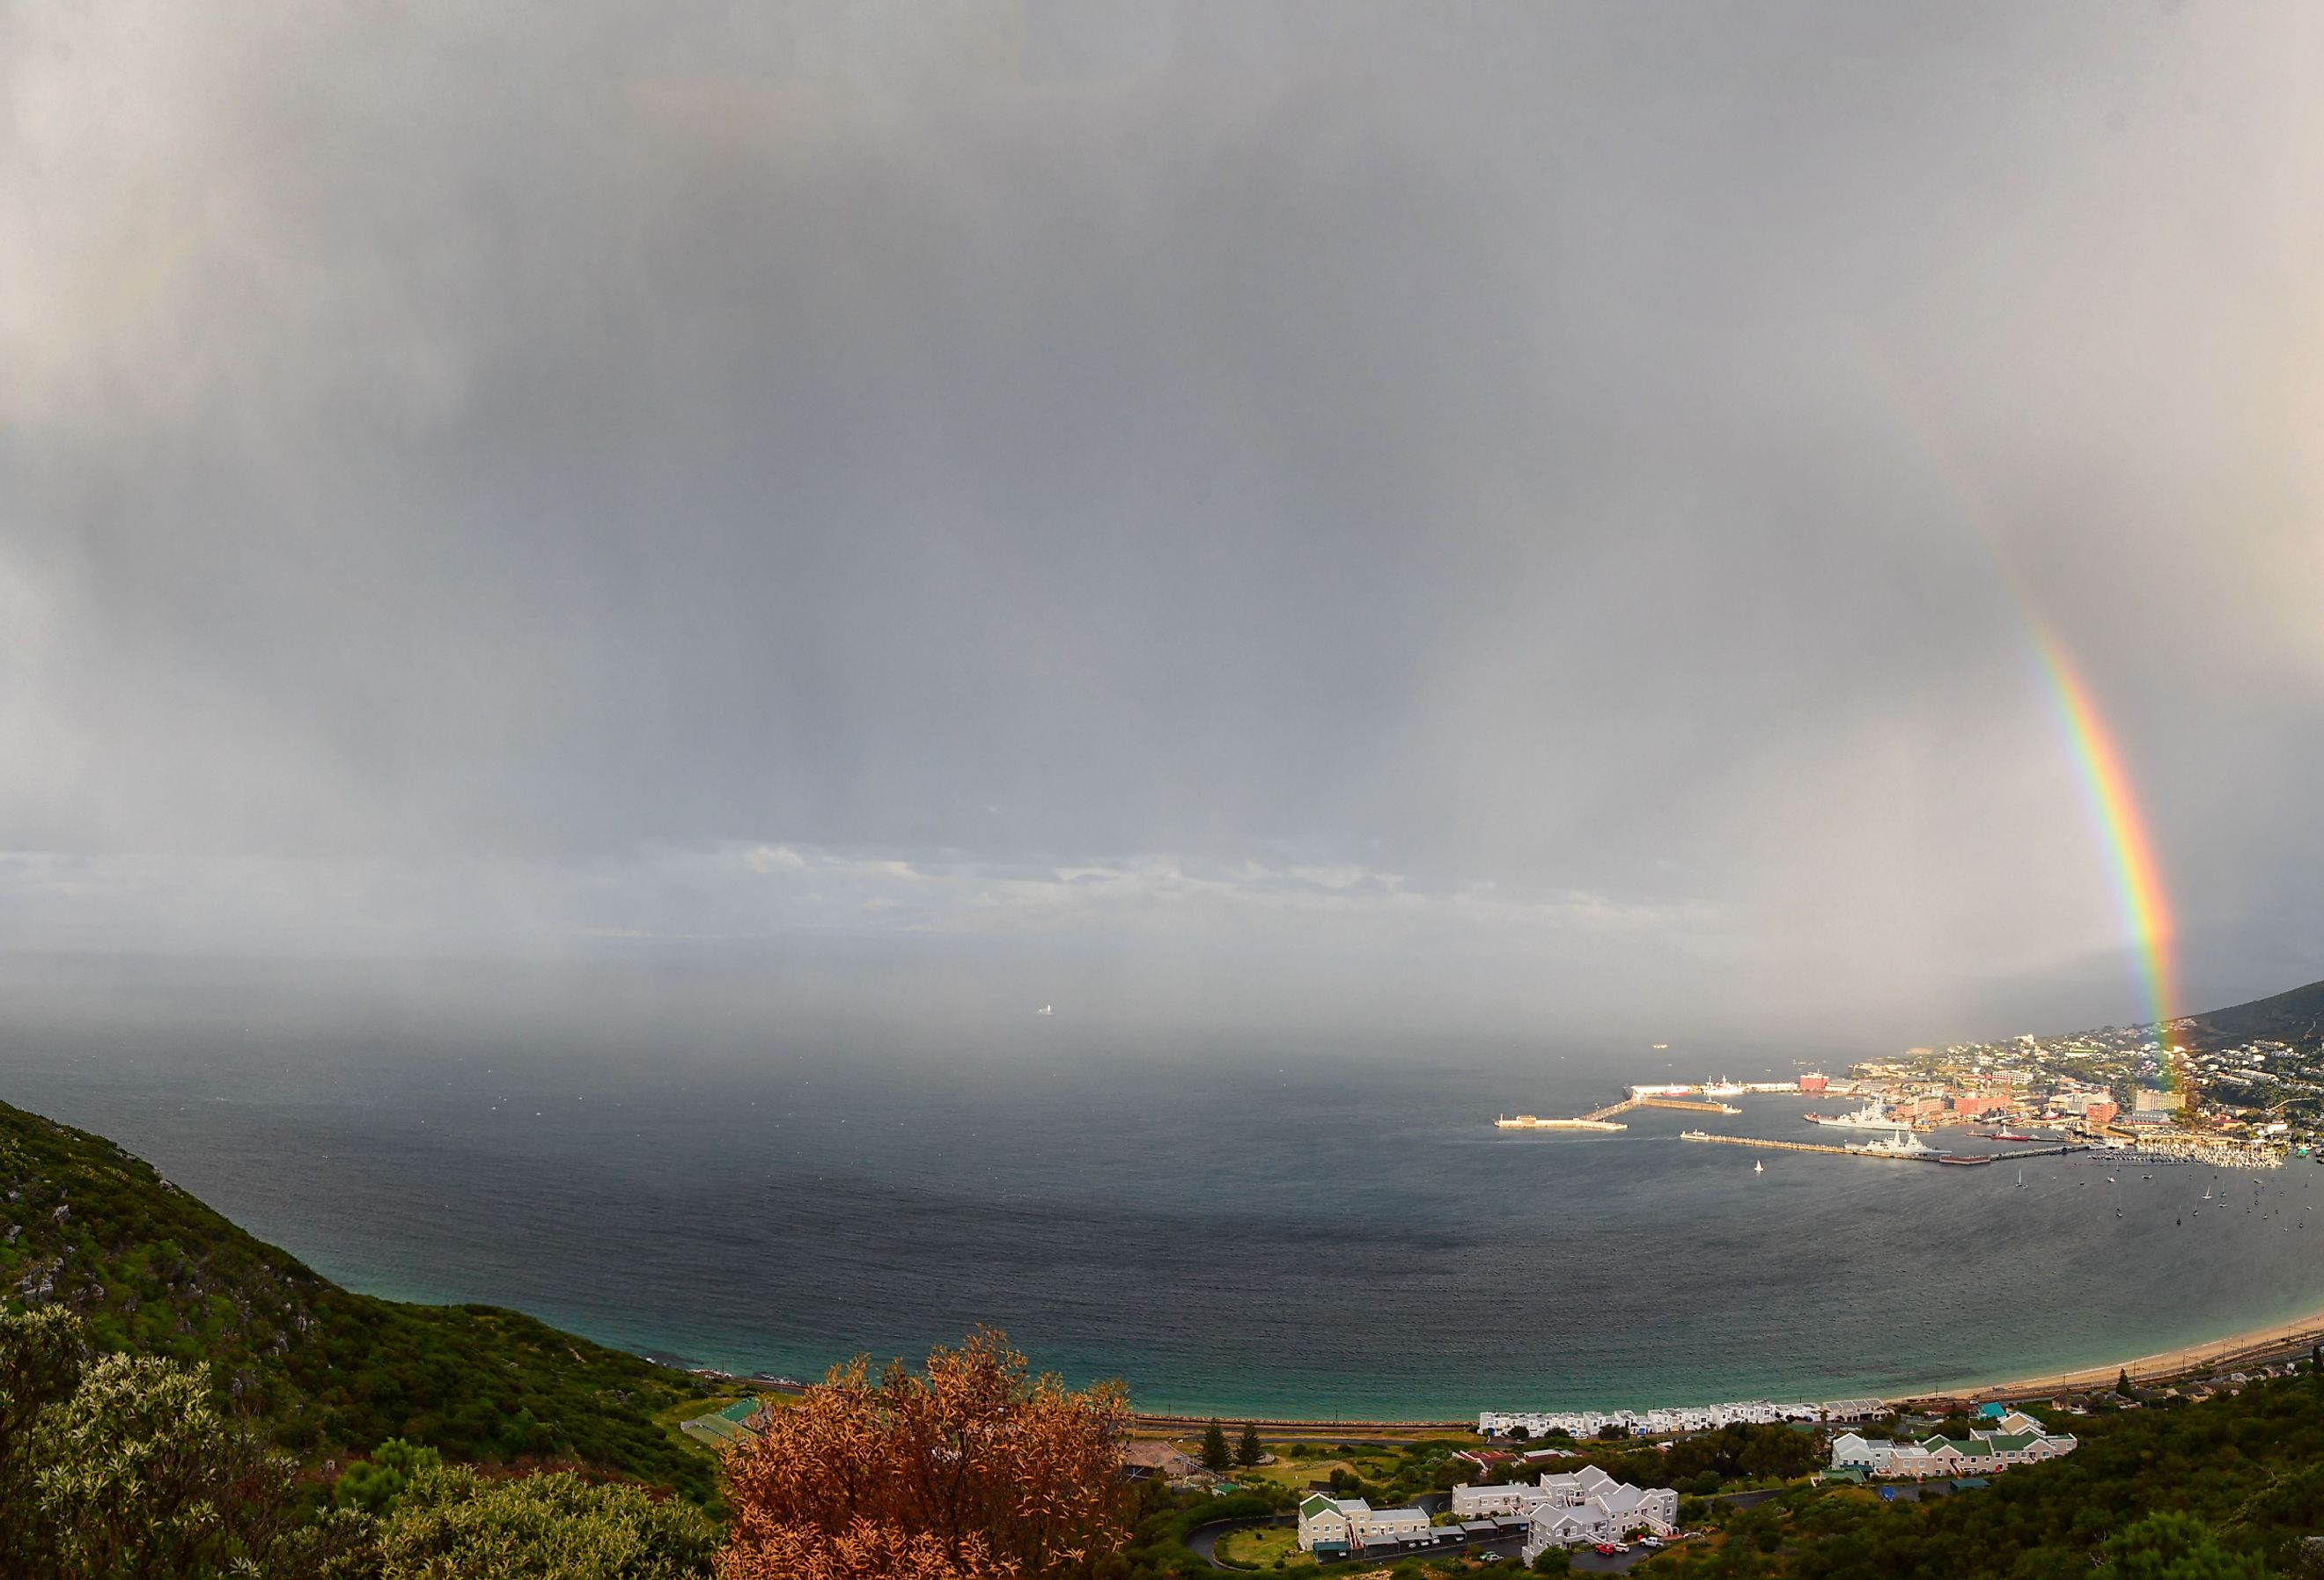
[8,970,2322,1420]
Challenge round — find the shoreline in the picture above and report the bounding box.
[1108,1311,2324,1437]
[1949,1304,2324,1402]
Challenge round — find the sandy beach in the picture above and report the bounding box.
[1945,1306,2324,1401]
[1126,1309,2324,1436]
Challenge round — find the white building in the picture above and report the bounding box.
[1449,1484,1540,1519]
[1481,1466,1678,1563]
[1830,1422,2077,1481]
[1295,1495,1431,1556]
[1479,1398,1827,1439]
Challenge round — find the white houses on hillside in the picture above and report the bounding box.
[1830,1413,2077,1481]
[1479,1399,1836,1438]
[1450,1466,1679,1561]
[1295,1495,1431,1558]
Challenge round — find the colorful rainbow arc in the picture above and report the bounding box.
[2030,632,2181,1070]
[1842,331,2181,1065]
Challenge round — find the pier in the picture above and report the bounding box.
[1680,1130,2091,1165]
[1498,1087,1748,1130]
[1680,1129,1900,1159]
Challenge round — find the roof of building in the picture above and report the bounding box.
[1122,1441,1201,1473]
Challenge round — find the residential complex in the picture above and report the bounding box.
[1480,1398,1839,1437]
[1829,1412,2078,1480]
[1295,1495,1433,1559]
[1447,1466,1680,1561]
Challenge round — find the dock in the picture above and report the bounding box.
[1680,1131,2090,1165]
[1680,1129,1908,1159]
[1497,1087,1747,1132]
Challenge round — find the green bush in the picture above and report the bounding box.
[377,1463,721,1579]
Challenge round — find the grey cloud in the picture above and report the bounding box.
[3,1,2320,1040]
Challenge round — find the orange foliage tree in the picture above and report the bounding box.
[719,1328,1134,1580]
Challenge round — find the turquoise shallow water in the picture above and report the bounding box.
[8,979,2324,1418]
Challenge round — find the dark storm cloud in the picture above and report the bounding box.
[3,1,2320,1039]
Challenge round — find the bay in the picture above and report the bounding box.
[7,970,2320,1419]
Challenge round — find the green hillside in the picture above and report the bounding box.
[2191,977,2324,1053]
[0,1098,717,1498]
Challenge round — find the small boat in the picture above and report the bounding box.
[2015,1169,2025,1188]
[1754,1160,1764,1174]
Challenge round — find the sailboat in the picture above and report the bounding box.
[2015,1168,2025,1188]
[1754,1159,1764,1174]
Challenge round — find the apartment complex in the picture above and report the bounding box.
[1449,1465,1680,1560]
[1829,1412,2078,1480]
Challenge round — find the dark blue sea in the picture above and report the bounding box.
[8,963,2322,1418]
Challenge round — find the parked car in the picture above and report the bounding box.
[1594,1542,1621,1555]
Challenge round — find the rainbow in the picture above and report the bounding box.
[2029,634,2181,1069]
[1843,332,2183,1069]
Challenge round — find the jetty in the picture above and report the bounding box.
[1680,1130,2090,1166]
[1497,1087,1747,1132]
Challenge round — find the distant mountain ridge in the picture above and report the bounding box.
[0,1097,716,1495]
[2186,978,2324,1051]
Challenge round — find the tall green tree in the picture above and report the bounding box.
[1201,1419,1232,1474]
[2094,1511,2263,1580]
[1235,1422,1264,1468]
[335,1437,445,1516]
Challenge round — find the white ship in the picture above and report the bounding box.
[1850,1128,1935,1158]
[1805,1099,1907,1131]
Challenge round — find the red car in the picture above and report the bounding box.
[1594,1542,1622,1555]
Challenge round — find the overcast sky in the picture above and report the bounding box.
[2,1,2320,1046]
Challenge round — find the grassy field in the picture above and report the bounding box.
[1155,1437,1416,1490]
[1217,1525,1314,1569]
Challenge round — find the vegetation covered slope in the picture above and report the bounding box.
[2191,978,2324,1054]
[1649,1376,2324,1578]
[0,1097,715,1497]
